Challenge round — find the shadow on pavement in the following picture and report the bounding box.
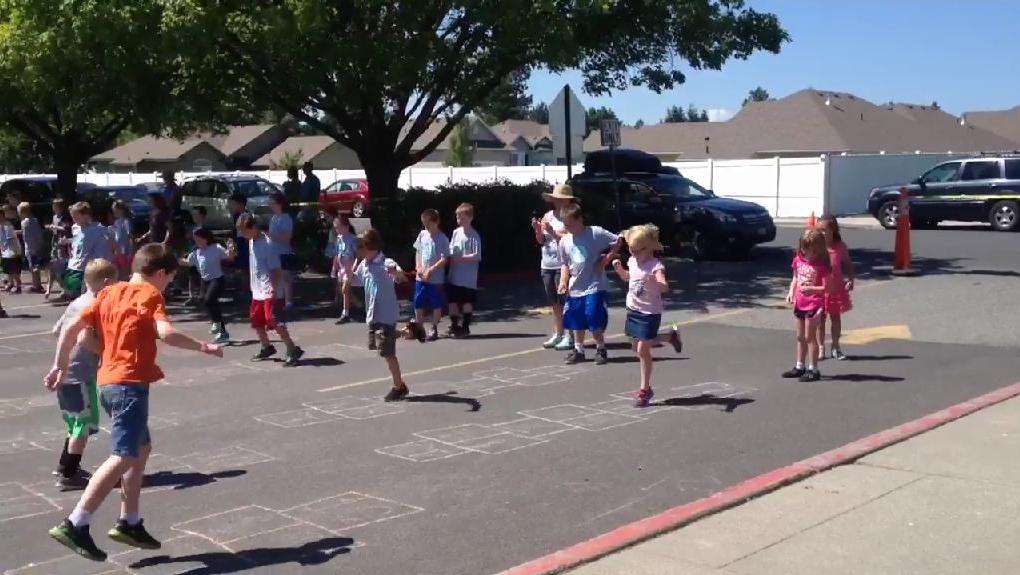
[129,536,355,574]
[462,333,546,340]
[822,373,906,383]
[847,355,913,361]
[657,394,755,413]
[298,357,345,368]
[406,392,481,412]
[144,469,247,491]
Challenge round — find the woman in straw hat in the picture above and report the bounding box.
[532,183,579,351]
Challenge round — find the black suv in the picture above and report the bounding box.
[180,174,280,232]
[570,150,776,259]
[867,154,1020,231]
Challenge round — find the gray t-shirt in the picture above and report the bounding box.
[448,227,482,289]
[540,210,566,270]
[558,225,618,297]
[269,213,294,255]
[248,235,281,300]
[355,252,401,325]
[54,292,99,386]
[413,229,450,285]
[21,217,44,257]
[68,223,112,271]
[188,244,229,281]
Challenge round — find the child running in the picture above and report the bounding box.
[47,198,73,300]
[816,215,855,361]
[783,228,831,382]
[238,213,304,366]
[185,228,235,344]
[44,243,224,562]
[110,201,134,280]
[50,258,118,490]
[557,203,621,365]
[447,203,482,338]
[353,229,411,401]
[413,209,450,341]
[612,225,683,407]
[183,206,209,305]
[64,203,114,298]
[332,214,358,324]
[19,202,46,292]
[0,205,23,293]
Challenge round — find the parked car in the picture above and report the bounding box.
[569,150,776,259]
[180,174,280,232]
[867,154,1020,231]
[0,176,97,225]
[79,185,152,234]
[320,178,370,217]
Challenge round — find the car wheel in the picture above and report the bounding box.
[878,201,899,230]
[989,200,1019,231]
[352,201,366,218]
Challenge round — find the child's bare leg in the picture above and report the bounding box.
[118,444,151,518]
[31,268,42,289]
[68,435,88,455]
[72,455,134,516]
[806,317,821,370]
[551,303,564,335]
[830,313,843,350]
[385,356,404,388]
[414,308,426,324]
[796,319,807,365]
[817,314,827,358]
[430,308,441,331]
[255,326,271,347]
[637,340,653,391]
[592,329,606,349]
[276,325,296,352]
[341,281,351,314]
[574,329,587,349]
[282,271,294,306]
[448,302,461,327]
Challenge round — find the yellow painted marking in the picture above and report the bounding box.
[316,307,751,393]
[840,325,912,346]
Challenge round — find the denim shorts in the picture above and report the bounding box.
[625,309,662,342]
[100,384,151,458]
[563,292,609,332]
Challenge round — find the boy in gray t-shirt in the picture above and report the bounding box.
[353,229,412,402]
[447,203,482,337]
[51,258,118,490]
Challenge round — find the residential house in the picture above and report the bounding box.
[492,120,555,166]
[90,124,289,173]
[961,106,1020,150]
[413,117,528,167]
[252,135,361,170]
[584,89,1018,160]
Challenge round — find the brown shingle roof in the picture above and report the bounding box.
[492,120,551,148]
[92,125,279,166]
[252,136,338,168]
[962,106,1020,148]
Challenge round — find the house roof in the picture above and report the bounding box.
[962,106,1020,148]
[585,89,1018,159]
[492,120,551,148]
[409,118,513,151]
[91,125,279,166]
[252,136,337,168]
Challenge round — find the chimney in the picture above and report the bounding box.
[959,115,966,126]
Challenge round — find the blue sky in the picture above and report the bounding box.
[528,0,1020,124]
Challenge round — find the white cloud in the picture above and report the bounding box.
[707,108,734,122]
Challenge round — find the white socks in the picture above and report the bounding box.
[68,508,91,527]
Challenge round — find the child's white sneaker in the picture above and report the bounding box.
[555,333,575,351]
[542,333,563,349]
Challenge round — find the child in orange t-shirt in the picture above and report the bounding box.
[43,243,224,562]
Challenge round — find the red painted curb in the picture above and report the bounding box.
[498,380,1020,575]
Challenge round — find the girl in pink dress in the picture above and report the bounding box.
[783,228,830,382]
[816,216,855,361]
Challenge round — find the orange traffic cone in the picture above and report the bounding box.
[806,211,817,228]
[892,187,916,276]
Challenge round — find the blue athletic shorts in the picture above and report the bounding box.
[100,384,151,458]
[563,292,609,332]
[414,281,445,310]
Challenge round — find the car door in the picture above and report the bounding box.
[336,181,355,213]
[957,159,1004,221]
[913,161,962,220]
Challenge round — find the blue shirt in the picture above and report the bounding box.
[413,229,450,285]
[68,223,112,272]
[268,213,294,255]
[355,252,401,325]
[336,232,357,261]
[558,225,618,297]
[448,227,482,289]
[188,244,229,281]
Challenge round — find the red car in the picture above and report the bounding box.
[320,178,370,217]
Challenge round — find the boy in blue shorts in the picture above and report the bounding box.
[557,203,620,365]
[413,208,450,342]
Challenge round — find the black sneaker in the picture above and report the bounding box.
[446,325,461,338]
[383,385,410,402]
[251,344,277,361]
[782,367,806,379]
[426,329,439,342]
[409,322,427,343]
[565,350,585,365]
[108,519,161,549]
[799,369,821,383]
[49,519,107,561]
[367,332,377,351]
[0,308,8,319]
[669,327,683,354]
[282,347,304,367]
[55,469,92,491]
[595,348,609,365]
[460,325,471,338]
[335,313,351,325]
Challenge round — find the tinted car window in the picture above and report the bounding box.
[960,161,1001,181]
[1006,159,1020,180]
[229,180,274,198]
[921,162,961,183]
[653,176,710,198]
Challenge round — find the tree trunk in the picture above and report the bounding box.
[53,149,82,203]
[361,157,406,257]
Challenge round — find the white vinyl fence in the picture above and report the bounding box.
[1,155,837,217]
[825,153,967,216]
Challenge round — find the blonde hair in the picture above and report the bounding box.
[16,202,31,218]
[799,228,827,261]
[83,258,118,293]
[456,202,474,217]
[623,224,663,252]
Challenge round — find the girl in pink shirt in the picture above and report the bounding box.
[612,224,682,407]
[784,228,830,382]
[816,216,855,361]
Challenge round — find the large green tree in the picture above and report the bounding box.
[0,0,245,198]
[445,120,475,167]
[528,102,550,125]
[195,0,787,205]
[742,86,772,106]
[585,106,619,135]
[475,70,533,125]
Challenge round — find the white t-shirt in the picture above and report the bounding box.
[540,210,566,270]
[248,235,282,300]
[557,226,618,297]
[413,229,450,285]
[188,244,229,281]
[448,227,482,289]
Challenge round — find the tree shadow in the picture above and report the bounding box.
[657,394,755,413]
[144,469,247,491]
[822,373,906,383]
[406,391,481,412]
[846,355,913,362]
[299,357,345,368]
[129,536,355,574]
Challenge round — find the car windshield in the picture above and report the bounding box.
[654,176,712,198]
[920,162,961,183]
[229,180,277,198]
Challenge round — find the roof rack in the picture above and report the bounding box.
[978,151,1020,157]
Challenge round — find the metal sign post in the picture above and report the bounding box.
[565,88,573,179]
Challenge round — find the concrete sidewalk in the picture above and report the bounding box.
[774,215,881,229]
[568,395,1020,575]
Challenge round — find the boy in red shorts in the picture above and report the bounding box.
[237,213,303,366]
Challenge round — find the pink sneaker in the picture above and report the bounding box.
[634,388,655,408]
